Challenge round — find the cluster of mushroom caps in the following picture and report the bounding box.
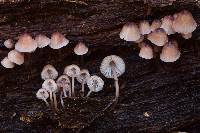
[120,10,197,62]
[36,55,125,110]
[1,32,89,68]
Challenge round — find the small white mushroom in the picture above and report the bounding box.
[42,79,58,110]
[49,32,69,49]
[74,42,88,56]
[161,15,175,35]
[64,64,80,97]
[150,19,162,32]
[1,57,15,68]
[4,39,14,49]
[41,64,58,80]
[138,42,153,60]
[139,20,151,35]
[76,69,90,96]
[36,88,50,107]
[35,34,51,48]
[86,75,104,97]
[100,55,125,101]
[8,50,24,65]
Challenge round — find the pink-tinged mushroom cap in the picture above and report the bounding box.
[147,28,168,46]
[172,10,197,34]
[74,42,88,55]
[41,64,58,80]
[4,39,14,49]
[35,34,51,48]
[138,42,153,60]
[1,57,15,68]
[8,50,24,65]
[161,15,175,35]
[139,20,151,35]
[15,33,37,53]
[119,23,141,41]
[49,32,69,49]
[151,19,162,32]
[160,41,181,62]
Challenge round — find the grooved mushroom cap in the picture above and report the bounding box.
[41,64,58,80]
[139,20,151,35]
[49,32,69,49]
[161,15,175,35]
[56,75,71,89]
[139,42,153,60]
[100,55,125,79]
[151,19,162,32]
[64,64,80,77]
[120,22,141,41]
[15,33,37,53]
[74,42,88,55]
[36,88,49,100]
[135,35,144,43]
[87,75,104,92]
[160,41,181,62]
[77,69,90,83]
[147,28,168,46]
[4,39,14,49]
[1,57,15,68]
[35,34,50,48]
[172,10,197,34]
[8,50,24,65]
[182,33,192,39]
[42,79,58,92]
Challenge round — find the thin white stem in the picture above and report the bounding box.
[60,92,65,108]
[53,93,58,111]
[68,87,72,97]
[63,88,67,98]
[72,76,75,97]
[43,99,49,107]
[81,82,84,96]
[111,65,119,101]
[86,90,92,97]
[49,91,53,107]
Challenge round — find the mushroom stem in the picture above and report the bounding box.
[72,76,75,97]
[86,90,92,97]
[111,65,120,101]
[53,93,58,111]
[49,91,54,107]
[63,88,67,98]
[81,82,85,97]
[60,92,65,108]
[43,99,50,107]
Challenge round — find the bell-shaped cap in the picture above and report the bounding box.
[87,75,104,92]
[64,64,80,77]
[139,20,151,35]
[56,75,71,89]
[49,32,69,49]
[35,34,50,48]
[42,79,58,92]
[147,28,168,46]
[1,57,15,68]
[8,50,24,65]
[119,22,141,41]
[139,42,153,60]
[151,19,161,32]
[4,39,14,49]
[41,64,58,80]
[36,88,49,100]
[76,69,90,84]
[161,15,175,35]
[172,10,197,34]
[74,42,88,55]
[15,33,37,53]
[100,55,125,79]
[160,41,181,62]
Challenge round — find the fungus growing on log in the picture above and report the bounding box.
[8,50,24,65]
[139,20,151,35]
[4,39,14,49]
[1,57,15,68]
[36,88,50,107]
[49,32,69,49]
[161,15,175,35]
[41,64,58,80]
[138,42,153,60]
[35,34,51,48]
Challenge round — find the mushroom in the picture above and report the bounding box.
[181,33,192,39]
[150,19,161,32]
[135,35,144,44]
[8,50,24,65]
[41,64,58,80]
[36,88,50,107]
[76,69,90,96]
[160,15,175,35]
[138,42,153,59]
[74,42,88,64]
[49,32,69,49]
[160,40,181,62]
[4,39,14,49]
[42,79,58,110]
[172,10,197,34]
[35,34,51,48]
[1,57,15,68]
[56,75,71,107]
[119,22,141,41]
[64,64,80,97]
[147,28,168,46]
[100,55,125,101]
[86,75,104,97]
[139,20,151,35]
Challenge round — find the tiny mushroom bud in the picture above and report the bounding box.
[151,19,162,32]
[15,33,37,53]
[74,42,88,56]
[49,32,69,49]
[147,28,168,46]
[161,15,175,35]
[8,50,24,65]
[172,10,197,34]
[160,40,181,62]
[120,22,141,41]
[138,42,153,60]
[64,64,80,97]
[139,20,151,35]
[36,88,50,107]
[41,64,58,80]
[182,33,192,39]
[76,69,90,96]
[35,34,51,48]
[86,75,104,97]
[1,57,15,68]
[4,39,14,49]
[42,79,58,110]
[100,55,125,101]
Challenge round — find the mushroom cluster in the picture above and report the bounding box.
[120,10,197,62]
[36,64,104,110]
